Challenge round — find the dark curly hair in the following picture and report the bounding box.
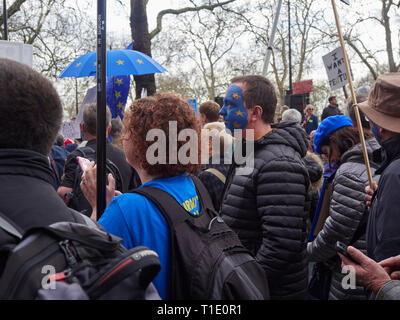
[0,58,63,156]
[123,93,202,177]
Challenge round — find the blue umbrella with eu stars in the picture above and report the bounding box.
[58,49,167,78]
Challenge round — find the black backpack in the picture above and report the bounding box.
[0,213,161,300]
[68,146,124,216]
[131,175,270,300]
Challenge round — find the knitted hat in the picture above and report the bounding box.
[313,115,353,154]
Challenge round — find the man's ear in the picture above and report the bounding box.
[80,122,86,133]
[250,105,263,122]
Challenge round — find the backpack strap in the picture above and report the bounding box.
[204,168,226,184]
[0,212,23,240]
[189,174,215,211]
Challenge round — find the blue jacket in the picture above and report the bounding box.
[305,114,319,135]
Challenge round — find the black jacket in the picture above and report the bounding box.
[197,153,231,211]
[61,139,141,192]
[321,104,341,121]
[220,122,311,300]
[0,149,88,274]
[367,134,400,262]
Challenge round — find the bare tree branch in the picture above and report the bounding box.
[149,0,236,39]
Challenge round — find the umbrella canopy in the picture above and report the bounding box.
[58,49,166,78]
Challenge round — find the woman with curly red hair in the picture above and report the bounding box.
[81,93,203,299]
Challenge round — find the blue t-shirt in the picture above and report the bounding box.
[98,174,200,300]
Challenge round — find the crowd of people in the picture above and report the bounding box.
[0,56,399,300]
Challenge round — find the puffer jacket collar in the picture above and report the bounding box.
[340,137,381,167]
[0,148,55,185]
[257,121,309,158]
[373,134,400,174]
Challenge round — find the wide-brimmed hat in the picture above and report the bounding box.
[358,73,400,133]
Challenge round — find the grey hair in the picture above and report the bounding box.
[282,108,302,124]
[82,103,111,135]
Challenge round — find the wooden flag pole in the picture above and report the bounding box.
[331,0,374,188]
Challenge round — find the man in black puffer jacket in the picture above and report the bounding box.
[219,75,311,300]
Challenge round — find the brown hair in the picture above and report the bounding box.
[320,126,360,165]
[231,75,277,123]
[123,93,202,177]
[199,101,221,123]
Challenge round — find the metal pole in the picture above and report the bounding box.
[331,0,373,188]
[3,0,8,40]
[262,0,283,76]
[96,0,107,218]
[288,0,292,93]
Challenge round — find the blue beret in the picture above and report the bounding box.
[314,115,353,154]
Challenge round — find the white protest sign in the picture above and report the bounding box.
[322,47,353,91]
[61,121,81,139]
[0,40,33,67]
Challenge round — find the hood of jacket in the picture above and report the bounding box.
[340,137,381,168]
[256,121,309,158]
[0,148,55,185]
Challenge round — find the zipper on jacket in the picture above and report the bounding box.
[59,240,77,266]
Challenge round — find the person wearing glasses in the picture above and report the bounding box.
[304,104,319,135]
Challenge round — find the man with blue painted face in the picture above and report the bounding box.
[219,75,312,300]
[358,74,400,266]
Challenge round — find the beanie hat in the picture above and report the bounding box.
[313,115,353,154]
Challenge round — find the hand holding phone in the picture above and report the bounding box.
[77,156,91,172]
[336,241,355,262]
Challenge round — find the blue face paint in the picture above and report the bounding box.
[219,84,248,133]
[370,121,382,144]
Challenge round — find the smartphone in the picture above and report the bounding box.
[336,241,353,260]
[76,156,91,172]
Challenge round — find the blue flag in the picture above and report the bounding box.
[106,42,133,119]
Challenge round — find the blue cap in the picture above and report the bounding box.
[313,115,353,154]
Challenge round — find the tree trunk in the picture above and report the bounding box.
[382,0,396,72]
[130,0,156,99]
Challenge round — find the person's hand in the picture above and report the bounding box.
[80,162,120,214]
[339,246,391,294]
[379,255,400,280]
[80,161,97,210]
[365,181,377,212]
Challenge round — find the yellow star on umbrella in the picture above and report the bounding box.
[115,91,121,98]
[236,110,244,117]
[76,62,82,67]
[116,60,124,65]
[137,59,143,64]
[232,92,241,99]
[116,78,123,86]
[117,101,123,109]
[93,62,97,66]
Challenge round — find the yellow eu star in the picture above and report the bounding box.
[115,91,121,98]
[76,62,82,67]
[116,78,123,86]
[117,60,124,65]
[137,59,143,64]
[233,121,242,129]
[235,110,244,117]
[232,93,241,99]
[93,62,97,66]
[117,102,123,109]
